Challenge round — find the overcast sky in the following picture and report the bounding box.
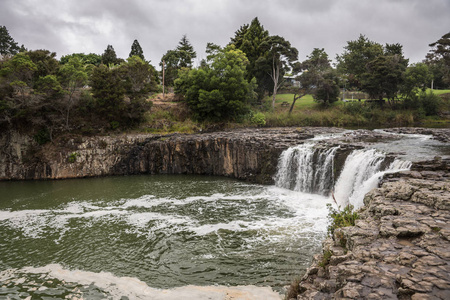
[1,0,449,69]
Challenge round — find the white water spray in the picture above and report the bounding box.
[275,144,411,209]
[274,144,339,195]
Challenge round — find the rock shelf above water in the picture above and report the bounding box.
[295,158,450,300]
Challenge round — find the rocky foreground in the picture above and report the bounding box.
[295,158,450,300]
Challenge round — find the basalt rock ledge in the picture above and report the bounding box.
[0,127,345,183]
[295,158,450,300]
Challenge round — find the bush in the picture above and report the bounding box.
[326,203,359,236]
[68,152,78,163]
[33,128,51,145]
[419,91,441,116]
[251,112,266,127]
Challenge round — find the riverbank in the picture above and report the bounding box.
[2,127,449,182]
[292,158,450,299]
[0,127,344,182]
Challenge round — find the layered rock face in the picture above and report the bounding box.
[296,159,450,300]
[0,127,344,182]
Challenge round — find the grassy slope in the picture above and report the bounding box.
[261,90,450,128]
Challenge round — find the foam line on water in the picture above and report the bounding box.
[0,265,282,299]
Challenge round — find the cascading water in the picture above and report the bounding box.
[274,144,339,195]
[275,143,412,209]
[333,150,411,208]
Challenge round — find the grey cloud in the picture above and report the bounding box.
[1,0,449,67]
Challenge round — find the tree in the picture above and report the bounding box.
[129,39,145,60]
[360,44,408,104]
[25,49,59,87]
[259,35,299,109]
[90,58,153,128]
[160,49,181,87]
[160,35,197,87]
[336,34,384,89]
[90,64,127,123]
[60,53,102,66]
[337,35,408,104]
[313,70,340,105]
[176,35,196,68]
[101,45,122,66]
[401,63,433,99]
[58,57,88,129]
[123,55,157,97]
[229,17,270,101]
[2,52,37,100]
[293,48,335,112]
[425,32,450,88]
[174,46,254,121]
[0,25,20,56]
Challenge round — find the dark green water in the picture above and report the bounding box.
[0,175,330,298]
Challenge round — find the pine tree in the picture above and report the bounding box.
[129,39,145,60]
[176,35,196,68]
[0,25,20,56]
[102,45,119,65]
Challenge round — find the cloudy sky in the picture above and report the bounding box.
[1,0,449,68]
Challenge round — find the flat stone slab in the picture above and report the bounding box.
[295,159,450,300]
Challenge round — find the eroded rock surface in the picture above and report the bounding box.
[0,127,344,183]
[296,159,450,299]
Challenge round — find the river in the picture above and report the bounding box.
[0,130,448,299]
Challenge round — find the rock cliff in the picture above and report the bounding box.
[0,127,344,183]
[295,158,450,299]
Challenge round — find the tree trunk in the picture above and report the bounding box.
[289,92,305,114]
[271,55,280,110]
[162,60,165,100]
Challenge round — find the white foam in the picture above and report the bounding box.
[3,264,282,300]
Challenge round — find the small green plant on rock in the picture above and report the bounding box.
[318,249,333,268]
[326,203,359,236]
[68,152,78,163]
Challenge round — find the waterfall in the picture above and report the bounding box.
[274,144,339,195]
[333,150,411,208]
[275,144,411,209]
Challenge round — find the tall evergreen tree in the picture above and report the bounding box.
[101,45,119,66]
[0,25,20,56]
[229,17,272,100]
[160,35,196,86]
[129,39,145,60]
[176,35,196,68]
[425,32,450,87]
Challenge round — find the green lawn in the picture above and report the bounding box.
[265,93,316,110]
[428,89,450,95]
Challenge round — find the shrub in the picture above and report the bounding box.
[68,152,78,163]
[251,112,266,127]
[318,249,333,268]
[326,203,359,236]
[33,128,51,145]
[419,91,441,116]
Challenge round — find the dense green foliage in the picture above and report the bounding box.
[0,42,158,137]
[1,23,449,138]
[160,35,197,86]
[260,35,299,108]
[174,46,255,121]
[0,25,23,56]
[230,18,271,100]
[60,53,102,67]
[425,32,450,89]
[296,48,340,106]
[337,35,409,104]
